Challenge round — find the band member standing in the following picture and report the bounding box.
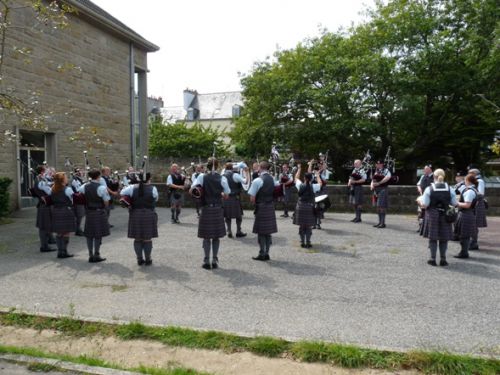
[120,173,158,266]
[34,166,56,253]
[417,164,434,234]
[418,169,457,266]
[251,162,260,181]
[248,161,279,261]
[293,165,321,248]
[370,159,392,228]
[191,158,230,270]
[348,159,367,223]
[100,167,119,228]
[123,166,139,187]
[50,172,76,259]
[452,171,466,240]
[166,163,185,224]
[79,169,110,263]
[70,168,85,236]
[468,168,487,250]
[223,162,249,238]
[454,173,478,259]
[192,164,204,217]
[308,160,328,229]
[279,163,294,218]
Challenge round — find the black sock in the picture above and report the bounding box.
[134,240,143,259]
[143,241,152,260]
[86,237,93,257]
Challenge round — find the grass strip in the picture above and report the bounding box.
[0,344,209,375]
[0,310,498,375]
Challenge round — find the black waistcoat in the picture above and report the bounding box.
[225,170,242,195]
[429,183,451,209]
[84,182,104,209]
[256,174,274,204]
[132,184,155,209]
[52,189,72,208]
[298,183,315,203]
[203,173,223,206]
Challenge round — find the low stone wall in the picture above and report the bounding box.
[152,184,500,215]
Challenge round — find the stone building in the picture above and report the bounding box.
[0,0,159,209]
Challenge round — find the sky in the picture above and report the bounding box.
[92,0,374,107]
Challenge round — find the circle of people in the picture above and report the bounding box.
[31,158,487,269]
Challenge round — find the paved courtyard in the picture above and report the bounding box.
[0,207,498,356]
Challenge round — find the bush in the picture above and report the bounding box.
[0,177,13,218]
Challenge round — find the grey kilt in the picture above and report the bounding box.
[223,195,242,219]
[349,185,364,205]
[253,202,278,235]
[74,204,85,219]
[170,191,184,206]
[128,208,158,239]
[374,187,389,208]
[36,205,52,232]
[423,208,452,241]
[419,209,427,236]
[198,205,226,239]
[293,202,316,227]
[455,210,476,239]
[475,196,487,228]
[84,209,110,238]
[51,206,76,233]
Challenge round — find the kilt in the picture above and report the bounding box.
[374,187,389,208]
[253,202,278,235]
[84,209,110,238]
[170,191,184,206]
[293,202,316,226]
[51,206,76,233]
[198,205,226,239]
[36,205,52,232]
[475,196,487,228]
[223,195,242,219]
[349,185,364,205]
[282,187,292,202]
[128,208,158,239]
[455,210,476,239]
[423,208,452,241]
[74,204,85,219]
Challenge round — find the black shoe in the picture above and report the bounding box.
[312,225,317,229]
[440,259,448,266]
[137,258,145,266]
[211,262,219,269]
[175,219,180,224]
[306,243,312,248]
[378,224,386,228]
[373,223,381,228]
[202,263,211,270]
[75,230,84,236]
[40,247,57,253]
[316,224,322,230]
[252,255,267,261]
[48,238,56,245]
[454,254,469,259]
[301,243,306,248]
[145,259,153,266]
[93,255,106,263]
[227,232,233,238]
[264,254,270,261]
[427,259,437,266]
[57,252,74,259]
[280,214,289,218]
[236,232,247,238]
[350,218,357,222]
[171,219,176,224]
[355,219,362,223]
[469,245,479,251]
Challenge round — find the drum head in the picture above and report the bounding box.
[315,194,328,203]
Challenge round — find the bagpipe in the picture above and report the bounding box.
[119,155,148,209]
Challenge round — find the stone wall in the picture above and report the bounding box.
[152,184,500,215]
[0,2,150,210]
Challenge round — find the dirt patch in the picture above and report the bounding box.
[0,326,418,375]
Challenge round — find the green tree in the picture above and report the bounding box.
[149,118,228,159]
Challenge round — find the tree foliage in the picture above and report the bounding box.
[231,0,499,172]
[149,118,228,159]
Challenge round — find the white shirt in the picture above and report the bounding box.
[421,183,457,207]
[247,171,280,197]
[120,184,159,201]
[166,174,185,186]
[37,178,52,195]
[477,178,485,195]
[78,181,111,202]
[295,180,321,194]
[462,186,477,203]
[192,173,230,195]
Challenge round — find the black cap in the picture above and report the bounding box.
[424,163,432,169]
[375,159,384,164]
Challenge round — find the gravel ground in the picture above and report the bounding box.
[0,207,498,356]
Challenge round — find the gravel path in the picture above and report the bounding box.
[0,207,498,356]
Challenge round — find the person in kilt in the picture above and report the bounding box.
[34,166,56,253]
[370,160,392,228]
[50,172,76,259]
[416,165,434,235]
[167,163,186,224]
[70,168,85,236]
[308,160,329,229]
[100,167,119,229]
[191,158,230,270]
[223,162,248,238]
[468,168,487,250]
[454,173,478,259]
[452,171,466,241]
[418,169,457,266]
[120,173,158,266]
[192,164,204,217]
[279,163,294,218]
[348,159,367,223]
[293,164,321,248]
[248,161,280,261]
[78,169,110,263]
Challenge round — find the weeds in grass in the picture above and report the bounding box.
[26,362,59,372]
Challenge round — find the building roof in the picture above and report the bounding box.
[66,0,159,52]
[162,91,243,123]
